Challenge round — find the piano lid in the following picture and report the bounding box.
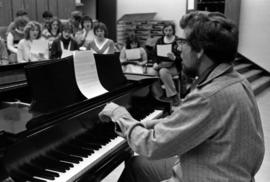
[94,53,127,90]
[24,53,128,114]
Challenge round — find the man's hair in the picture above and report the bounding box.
[180,11,239,63]
[24,21,42,40]
[42,10,53,18]
[16,10,28,17]
[93,22,108,37]
[14,17,28,29]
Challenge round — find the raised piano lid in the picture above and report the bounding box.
[20,53,166,131]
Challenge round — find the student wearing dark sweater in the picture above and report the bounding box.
[152,22,182,106]
[50,22,79,59]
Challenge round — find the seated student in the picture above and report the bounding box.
[6,17,28,64]
[75,15,95,48]
[17,21,49,63]
[152,22,181,106]
[119,36,147,74]
[0,37,8,65]
[41,10,53,31]
[86,22,115,54]
[69,10,83,37]
[42,17,62,56]
[50,22,79,59]
[6,10,29,34]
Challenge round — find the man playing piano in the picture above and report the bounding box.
[99,11,265,182]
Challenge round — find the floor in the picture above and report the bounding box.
[102,88,270,182]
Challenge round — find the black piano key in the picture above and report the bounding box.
[21,163,59,180]
[56,145,91,158]
[71,138,102,150]
[66,143,95,154]
[47,150,82,164]
[31,156,68,172]
[78,133,111,144]
[10,170,46,182]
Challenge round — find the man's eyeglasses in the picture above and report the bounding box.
[176,38,188,46]
[176,38,188,51]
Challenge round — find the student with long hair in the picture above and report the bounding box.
[17,21,49,62]
[86,22,115,54]
[152,22,181,106]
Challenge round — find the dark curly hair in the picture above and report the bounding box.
[180,11,238,63]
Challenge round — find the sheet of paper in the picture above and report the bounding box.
[156,44,172,57]
[73,50,108,99]
[61,49,74,58]
[30,38,49,61]
[125,48,141,60]
[31,38,49,55]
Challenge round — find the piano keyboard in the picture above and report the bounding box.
[11,110,163,182]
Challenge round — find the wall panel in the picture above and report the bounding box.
[57,0,75,19]
[48,0,58,18]
[24,0,37,20]
[37,0,49,22]
[0,0,12,25]
[12,0,25,19]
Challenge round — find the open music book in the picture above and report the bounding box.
[73,50,108,99]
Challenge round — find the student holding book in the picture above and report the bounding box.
[75,16,95,48]
[50,22,79,59]
[17,21,49,63]
[119,36,148,74]
[86,22,115,54]
[152,22,181,106]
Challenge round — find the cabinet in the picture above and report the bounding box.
[117,13,172,46]
[191,0,241,26]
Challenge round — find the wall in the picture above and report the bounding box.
[117,0,187,37]
[238,0,270,72]
[80,0,96,20]
[0,0,75,26]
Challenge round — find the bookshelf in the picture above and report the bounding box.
[117,13,172,47]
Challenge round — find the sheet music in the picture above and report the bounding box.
[31,38,49,54]
[30,38,49,61]
[125,48,141,60]
[61,49,74,58]
[157,44,172,57]
[73,50,108,99]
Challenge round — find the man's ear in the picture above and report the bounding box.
[197,49,204,60]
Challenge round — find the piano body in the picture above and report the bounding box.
[0,54,171,182]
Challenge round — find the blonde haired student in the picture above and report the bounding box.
[17,21,49,63]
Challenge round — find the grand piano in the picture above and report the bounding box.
[0,53,171,182]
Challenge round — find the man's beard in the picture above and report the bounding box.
[182,64,198,78]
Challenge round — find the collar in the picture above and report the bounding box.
[164,35,175,44]
[197,63,233,88]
